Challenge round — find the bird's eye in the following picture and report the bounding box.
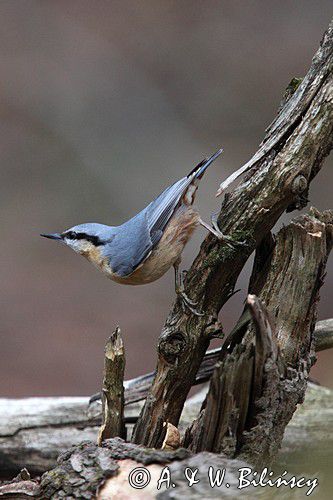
[65,231,76,239]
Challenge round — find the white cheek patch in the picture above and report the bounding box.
[65,238,93,254]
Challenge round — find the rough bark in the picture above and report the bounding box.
[131,18,333,448]
[0,439,255,499]
[1,402,331,500]
[184,209,333,466]
[97,327,125,445]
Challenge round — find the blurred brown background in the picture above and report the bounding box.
[1,1,332,396]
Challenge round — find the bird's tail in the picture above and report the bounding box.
[187,148,223,180]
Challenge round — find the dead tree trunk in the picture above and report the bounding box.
[132,17,333,448]
[183,209,333,465]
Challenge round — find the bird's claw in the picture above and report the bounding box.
[210,213,248,248]
[222,235,248,248]
[213,229,247,248]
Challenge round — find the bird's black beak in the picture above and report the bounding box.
[40,233,62,241]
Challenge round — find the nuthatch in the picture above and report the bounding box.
[41,149,233,314]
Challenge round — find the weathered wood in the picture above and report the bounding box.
[89,317,333,406]
[161,422,181,451]
[0,317,332,477]
[1,403,330,500]
[0,397,99,478]
[0,381,332,486]
[237,209,333,466]
[97,327,125,445]
[0,479,40,498]
[0,439,257,499]
[184,210,333,466]
[313,318,333,352]
[182,294,276,455]
[131,18,333,448]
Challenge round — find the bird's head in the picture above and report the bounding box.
[41,223,112,258]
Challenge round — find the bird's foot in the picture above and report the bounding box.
[215,230,247,248]
[210,214,248,248]
[176,286,204,316]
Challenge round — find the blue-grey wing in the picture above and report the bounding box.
[145,150,222,240]
[101,211,154,277]
[146,176,190,242]
[103,176,191,277]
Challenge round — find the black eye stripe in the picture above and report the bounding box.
[62,231,103,246]
[75,233,88,240]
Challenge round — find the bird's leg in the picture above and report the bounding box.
[173,261,204,316]
[200,214,247,247]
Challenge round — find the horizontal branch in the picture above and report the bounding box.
[313,318,333,352]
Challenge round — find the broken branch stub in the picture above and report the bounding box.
[97,326,125,445]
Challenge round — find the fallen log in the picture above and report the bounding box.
[0,385,331,497]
